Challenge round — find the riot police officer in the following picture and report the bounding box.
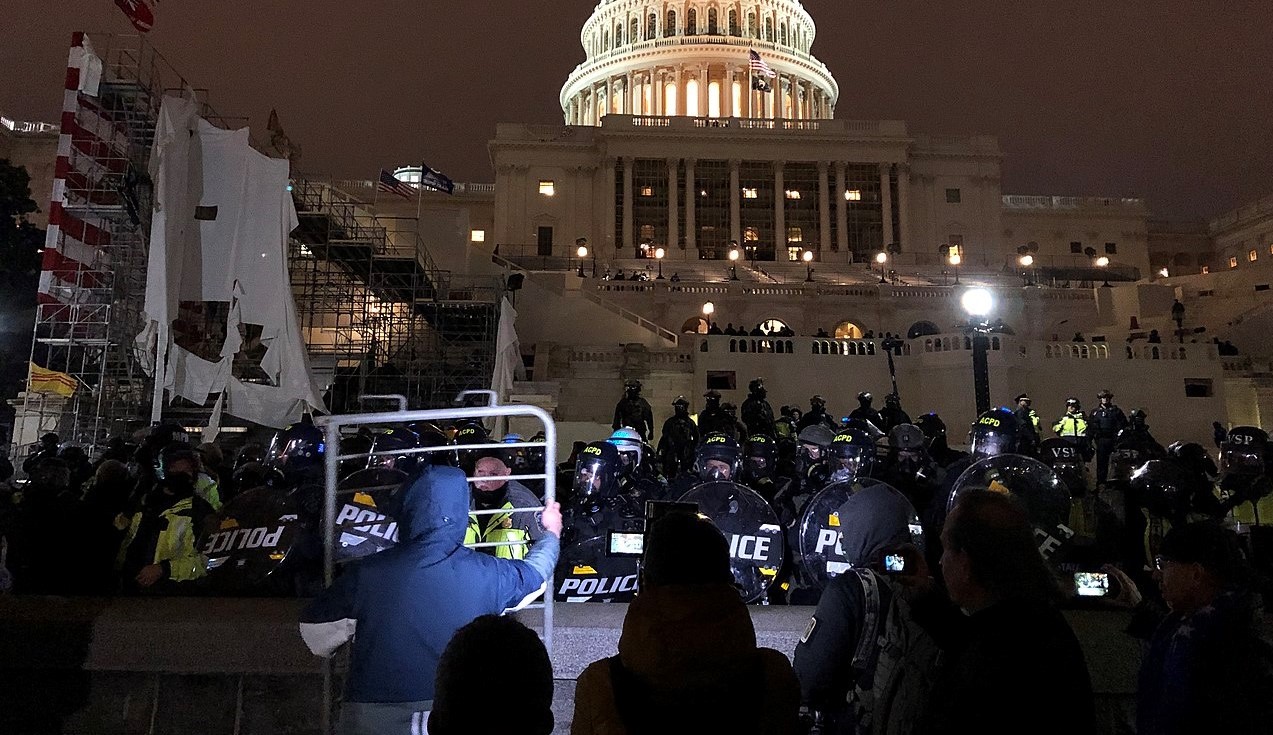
[827,428,877,484]
[1052,398,1091,459]
[742,433,780,503]
[798,395,837,432]
[697,390,734,437]
[1089,389,1129,484]
[669,432,743,498]
[914,412,968,469]
[607,427,667,501]
[1219,427,1273,525]
[612,379,654,441]
[657,396,699,480]
[563,441,640,545]
[263,418,327,485]
[876,393,911,433]
[879,423,942,513]
[720,402,749,440]
[1014,394,1041,442]
[740,378,776,437]
[848,392,883,431]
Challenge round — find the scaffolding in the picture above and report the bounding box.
[289,180,503,413]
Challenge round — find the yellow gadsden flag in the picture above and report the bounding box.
[28,362,77,397]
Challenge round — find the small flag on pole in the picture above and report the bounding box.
[377,169,417,199]
[28,363,78,397]
[749,49,776,92]
[114,0,155,33]
[417,163,455,195]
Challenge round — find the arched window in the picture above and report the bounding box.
[765,17,774,41]
[630,18,639,44]
[666,10,677,36]
[647,13,657,39]
[615,22,624,46]
[779,21,787,45]
[728,9,739,35]
[907,321,941,339]
[760,318,789,335]
[748,12,757,37]
[639,224,656,241]
[687,8,697,35]
[743,226,759,242]
[603,30,610,50]
[834,321,864,339]
[708,8,718,34]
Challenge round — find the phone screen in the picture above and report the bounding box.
[608,531,645,557]
[1073,572,1110,597]
[884,553,906,573]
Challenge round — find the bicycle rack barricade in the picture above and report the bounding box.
[315,396,557,733]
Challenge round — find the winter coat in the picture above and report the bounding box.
[299,465,558,706]
[572,583,800,735]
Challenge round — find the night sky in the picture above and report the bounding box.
[2,1,1270,221]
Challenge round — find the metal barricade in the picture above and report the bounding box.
[315,392,557,732]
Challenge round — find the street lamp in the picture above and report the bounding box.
[803,249,814,282]
[702,301,715,317]
[1019,254,1034,286]
[961,287,995,416]
[728,245,740,280]
[655,246,666,279]
[1095,255,1111,287]
[576,244,588,278]
[875,251,888,283]
[949,252,962,285]
[1159,267,1170,278]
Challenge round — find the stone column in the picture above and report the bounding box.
[699,64,709,117]
[622,156,634,253]
[774,161,786,256]
[818,160,831,252]
[626,71,635,114]
[602,158,617,249]
[896,163,911,252]
[741,67,751,118]
[835,162,849,254]
[653,69,663,115]
[729,159,742,246]
[605,77,614,118]
[684,159,697,251]
[880,163,895,248]
[667,158,679,250]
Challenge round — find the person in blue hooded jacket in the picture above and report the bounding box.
[299,464,562,735]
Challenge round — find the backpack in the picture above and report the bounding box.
[845,569,941,735]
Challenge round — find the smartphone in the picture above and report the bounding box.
[1073,571,1111,597]
[884,553,907,574]
[607,530,645,557]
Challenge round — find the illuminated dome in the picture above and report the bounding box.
[561,0,839,125]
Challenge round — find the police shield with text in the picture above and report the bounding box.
[556,441,643,602]
[1220,426,1273,526]
[678,479,785,603]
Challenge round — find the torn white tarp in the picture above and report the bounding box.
[487,297,525,435]
[138,95,326,428]
[70,36,103,96]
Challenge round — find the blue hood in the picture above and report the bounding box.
[391,465,470,560]
[836,483,917,566]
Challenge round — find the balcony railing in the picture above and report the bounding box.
[1002,195,1146,210]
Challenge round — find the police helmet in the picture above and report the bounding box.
[1098,389,1114,400]
[810,395,827,409]
[452,422,491,471]
[500,433,531,471]
[1015,394,1031,404]
[1130,459,1193,519]
[158,444,201,479]
[412,423,453,466]
[749,378,765,394]
[1221,426,1270,476]
[842,417,885,442]
[704,389,722,404]
[744,433,778,480]
[624,379,643,393]
[573,441,623,500]
[264,421,326,475]
[1129,408,1147,423]
[829,428,876,481]
[673,395,690,409]
[797,424,836,464]
[969,407,1023,461]
[1066,397,1081,409]
[889,423,926,452]
[607,427,644,472]
[915,413,948,447]
[694,433,743,482]
[885,393,901,407]
[856,392,873,405]
[234,442,266,470]
[368,427,422,473]
[1168,441,1219,478]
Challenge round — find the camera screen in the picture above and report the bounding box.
[1073,572,1110,597]
[884,554,906,573]
[608,531,645,557]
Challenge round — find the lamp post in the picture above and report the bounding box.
[875,251,888,283]
[961,287,995,417]
[1019,254,1034,286]
[729,245,740,280]
[1096,255,1111,287]
[803,249,814,282]
[702,301,715,321]
[576,244,588,278]
[949,252,961,285]
[655,246,666,279]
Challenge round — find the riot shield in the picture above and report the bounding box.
[797,478,902,589]
[1039,438,1090,496]
[1109,434,1166,485]
[553,536,641,602]
[949,455,1075,565]
[332,467,408,563]
[201,485,308,593]
[678,480,786,603]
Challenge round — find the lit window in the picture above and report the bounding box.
[785,189,801,200]
[1201,266,1210,274]
[1250,249,1259,262]
[787,227,803,242]
[1269,244,1273,256]
[1229,256,1239,269]
[946,188,962,203]
[844,189,862,201]
[470,229,486,243]
[742,187,758,199]
[788,246,803,261]
[743,227,759,242]
[640,186,653,197]
[538,180,555,196]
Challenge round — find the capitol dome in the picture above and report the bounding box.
[561,0,840,125]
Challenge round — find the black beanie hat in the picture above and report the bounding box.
[641,512,734,587]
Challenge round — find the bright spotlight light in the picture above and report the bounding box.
[803,250,814,263]
[1096,256,1110,267]
[961,288,994,318]
[655,247,666,259]
[949,254,962,266]
[577,245,588,258]
[1159,267,1170,278]
[875,252,888,264]
[702,301,715,316]
[1019,254,1034,267]
[729,248,739,261]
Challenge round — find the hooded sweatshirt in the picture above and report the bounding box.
[299,465,558,705]
[572,582,799,735]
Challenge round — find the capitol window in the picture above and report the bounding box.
[743,227,759,242]
[788,227,803,242]
[470,229,485,243]
[1229,256,1239,269]
[946,188,962,203]
[640,186,654,197]
[785,190,801,200]
[1250,249,1259,262]
[787,246,803,261]
[742,188,758,199]
[538,180,555,196]
[845,189,862,201]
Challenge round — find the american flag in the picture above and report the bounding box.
[377,169,417,199]
[748,49,776,78]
